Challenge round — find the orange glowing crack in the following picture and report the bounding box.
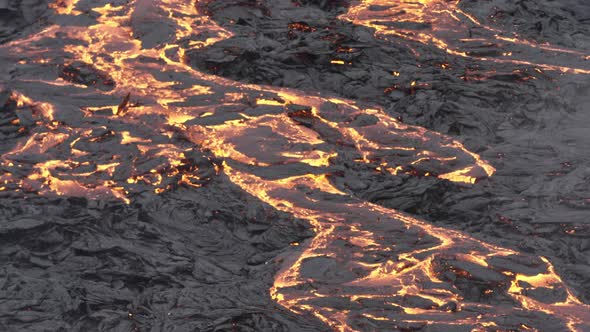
[0,1,587,331]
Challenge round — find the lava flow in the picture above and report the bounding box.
[343,0,590,74]
[1,0,589,331]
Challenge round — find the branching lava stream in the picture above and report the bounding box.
[343,0,590,74]
[1,0,589,331]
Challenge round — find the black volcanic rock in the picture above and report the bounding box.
[59,61,116,90]
[1,0,590,331]
[0,0,49,43]
[190,0,590,306]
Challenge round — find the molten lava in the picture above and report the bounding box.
[343,0,590,74]
[1,0,589,331]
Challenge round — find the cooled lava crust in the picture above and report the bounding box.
[1,0,590,331]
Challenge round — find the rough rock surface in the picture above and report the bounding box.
[1,0,590,331]
[192,0,590,304]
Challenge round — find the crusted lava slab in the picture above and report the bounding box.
[1,0,590,331]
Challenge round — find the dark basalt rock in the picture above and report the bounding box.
[189,0,590,306]
[0,0,49,43]
[59,62,116,91]
[1,0,590,331]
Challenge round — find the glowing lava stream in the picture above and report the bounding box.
[1,0,590,331]
[343,0,590,75]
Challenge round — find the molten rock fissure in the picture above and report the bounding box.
[1,0,589,331]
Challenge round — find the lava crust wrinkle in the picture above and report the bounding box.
[1,0,589,331]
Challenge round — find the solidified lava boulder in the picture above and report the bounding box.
[433,255,511,302]
[58,62,116,90]
[294,0,350,10]
[0,90,39,154]
[0,0,50,43]
[459,0,590,48]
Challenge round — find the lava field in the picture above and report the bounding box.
[1,0,590,331]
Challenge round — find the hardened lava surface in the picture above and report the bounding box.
[1,0,590,331]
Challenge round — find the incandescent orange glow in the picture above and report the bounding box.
[0,0,588,331]
[342,0,590,75]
